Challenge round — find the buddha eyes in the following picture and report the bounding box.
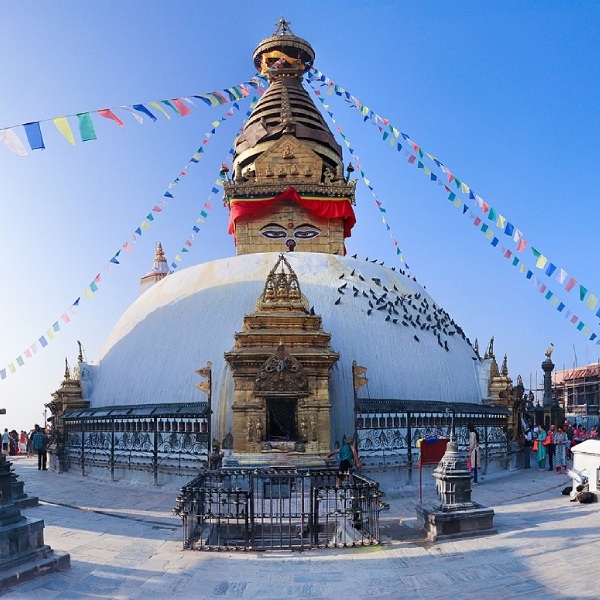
[293,229,319,239]
[259,223,321,240]
[261,229,287,239]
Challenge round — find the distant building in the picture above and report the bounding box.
[553,363,600,420]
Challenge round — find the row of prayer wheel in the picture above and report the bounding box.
[82,419,209,433]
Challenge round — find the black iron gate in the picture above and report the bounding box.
[174,468,386,551]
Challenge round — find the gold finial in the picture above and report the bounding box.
[63,358,71,381]
[545,342,554,358]
[155,242,167,263]
[274,17,293,36]
[501,354,508,376]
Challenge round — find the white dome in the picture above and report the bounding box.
[88,252,484,444]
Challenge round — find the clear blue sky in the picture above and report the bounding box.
[1,1,599,431]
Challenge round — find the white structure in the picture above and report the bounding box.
[571,439,600,496]
[84,252,487,447]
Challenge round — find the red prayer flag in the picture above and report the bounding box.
[173,99,192,117]
[517,239,527,252]
[98,109,124,128]
[565,277,577,292]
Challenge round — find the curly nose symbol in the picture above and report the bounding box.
[286,238,296,251]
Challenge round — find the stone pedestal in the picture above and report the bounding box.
[0,454,70,589]
[416,439,496,542]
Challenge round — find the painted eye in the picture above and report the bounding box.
[260,229,287,239]
[294,229,320,239]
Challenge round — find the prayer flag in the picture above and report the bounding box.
[121,106,144,123]
[24,122,45,150]
[516,239,527,252]
[504,222,514,237]
[16,356,24,367]
[98,109,124,128]
[579,285,588,301]
[61,313,71,323]
[53,117,76,145]
[545,263,556,277]
[173,99,192,116]
[0,128,29,155]
[77,113,97,141]
[565,277,577,292]
[8,363,16,374]
[535,254,548,269]
[149,101,171,119]
[0,369,6,380]
[39,335,48,347]
[556,268,568,284]
[133,104,157,122]
[586,293,598,310]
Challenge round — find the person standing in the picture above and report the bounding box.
[467,424,481,484]
[32,426,49,470]
[553,425,568,474]
[326,434,361,486]
[523,424,533,468]
[18,430,27,454]
[1,428,9,455]
[546,424,556,471]
[537,425,547,470]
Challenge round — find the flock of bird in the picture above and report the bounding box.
[325,256,476,354]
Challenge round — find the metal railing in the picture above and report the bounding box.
[174,468,386,551]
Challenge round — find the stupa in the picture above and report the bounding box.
[48,19,504,483]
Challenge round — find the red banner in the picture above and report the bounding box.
[228,186,356,239]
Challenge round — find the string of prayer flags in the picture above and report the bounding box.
[308,80,410,270]
[170,97,259,271]
[308,66,600,325]
[0,75,267,156]
[0,96,256,381]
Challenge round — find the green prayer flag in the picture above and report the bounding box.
[580,285,588,301]
[77,112,97,142]
[488,208,497,221]
[200,210,208,218]
[53,322,60,332]
[16,356,24,367]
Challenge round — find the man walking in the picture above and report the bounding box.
[32,426,48,470]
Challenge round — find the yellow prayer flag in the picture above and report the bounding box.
[392,127,400,138]
[149,102,171,119]
[582,326,592,337]
[83,289,93,299]
[423,167,431,176]
[496,215,506,229]
[196,218,205,223]
[141,220,151,230]
[175,254,182,261]
[389,137,396,146]
[8,362,16,374]
[535,255,548,269]
[212,121,220,127]
[364,178,370,186]
[460,182,470,194]
[519,264,527,273]
[550,296,560,306]
[586,293,598,310]
[454,198,463,209]
[485,228,494,240]
[52,117,75,145]
[46,328,56,339]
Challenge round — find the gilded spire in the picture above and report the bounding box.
[501,354,508,376]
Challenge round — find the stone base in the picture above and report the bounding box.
[416,504,496,542]
[0,514,71,589]
[0,548,70,590]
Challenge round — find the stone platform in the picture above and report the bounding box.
[416,503,497,541]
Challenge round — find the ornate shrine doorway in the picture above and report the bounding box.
[267,398,297,441]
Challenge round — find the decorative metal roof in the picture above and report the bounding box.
[61,402,209,421]
[356,398,510,416]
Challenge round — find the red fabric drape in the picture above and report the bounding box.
[228,187,356,238]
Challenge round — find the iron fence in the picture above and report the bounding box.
[174,468,387,551]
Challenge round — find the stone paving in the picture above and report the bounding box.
[2,457,599,599]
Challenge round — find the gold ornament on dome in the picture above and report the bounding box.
[254,342,309,396]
